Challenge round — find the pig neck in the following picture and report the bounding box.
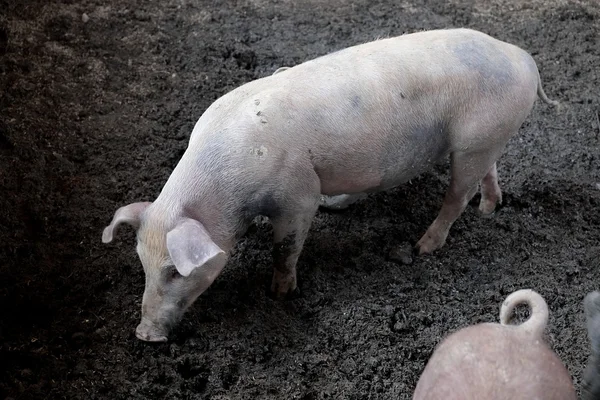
[151,155,240,253]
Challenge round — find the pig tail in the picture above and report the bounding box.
[499,289,549,338]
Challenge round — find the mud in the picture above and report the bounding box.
[1,0,599,398]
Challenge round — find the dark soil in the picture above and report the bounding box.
[1,0,599,398]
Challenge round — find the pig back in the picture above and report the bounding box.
[196,29,540,195]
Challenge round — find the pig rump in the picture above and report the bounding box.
[412,289,576,400]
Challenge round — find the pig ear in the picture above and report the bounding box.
[102,202,152,243]
[585,291,600,353]
[166,218,226,277]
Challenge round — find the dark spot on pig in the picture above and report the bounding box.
[452,39,514,91]
[350,95,362,108]
[164,266,181,282]
[256,111,262,116]
[379,120,450,189]
[400,92,405,99]
[305,107,328,129]
[409,120,449,160]
[241,191,282,220]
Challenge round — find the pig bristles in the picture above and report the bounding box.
[499,289,549,338]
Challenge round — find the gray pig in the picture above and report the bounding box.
[583,291,600,400]
[413,289,576,400]
[102,28,558,341]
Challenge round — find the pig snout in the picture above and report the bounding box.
[135,317,169,342]
[135,285,182,343]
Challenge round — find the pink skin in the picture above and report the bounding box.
[413,289,576,400]
[583,291,600,400]
[103,28,559,342]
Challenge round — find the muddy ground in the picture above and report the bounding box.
[1,0,599,398]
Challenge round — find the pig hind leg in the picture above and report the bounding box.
[479,162,503,215]
[416,147,506,254]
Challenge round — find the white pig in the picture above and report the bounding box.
[102,28,559,341]
[583,291,600,400]
[413,289,576,400]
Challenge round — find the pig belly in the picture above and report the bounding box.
[314,122,451,195]
[316,137,450,195]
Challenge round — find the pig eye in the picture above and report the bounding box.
[165,266,182,281]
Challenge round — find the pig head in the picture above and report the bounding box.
[583,291,600,400]
[413,289,576,400]
[102,202,228,342]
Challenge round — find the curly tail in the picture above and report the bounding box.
[500,289,549,338]
[537,71,561,108]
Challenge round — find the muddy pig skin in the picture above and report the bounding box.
[413,289,576,400]
[102,28,559,342]
[583,291,600,400]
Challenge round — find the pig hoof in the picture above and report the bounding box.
[478,208,496,218]
[478,200,500,217]
[415,234,445,255]
[415,244,432,255]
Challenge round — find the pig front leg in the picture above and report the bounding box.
[270,201,319,299]
[265,167,321,298]
[416,148,505,254]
